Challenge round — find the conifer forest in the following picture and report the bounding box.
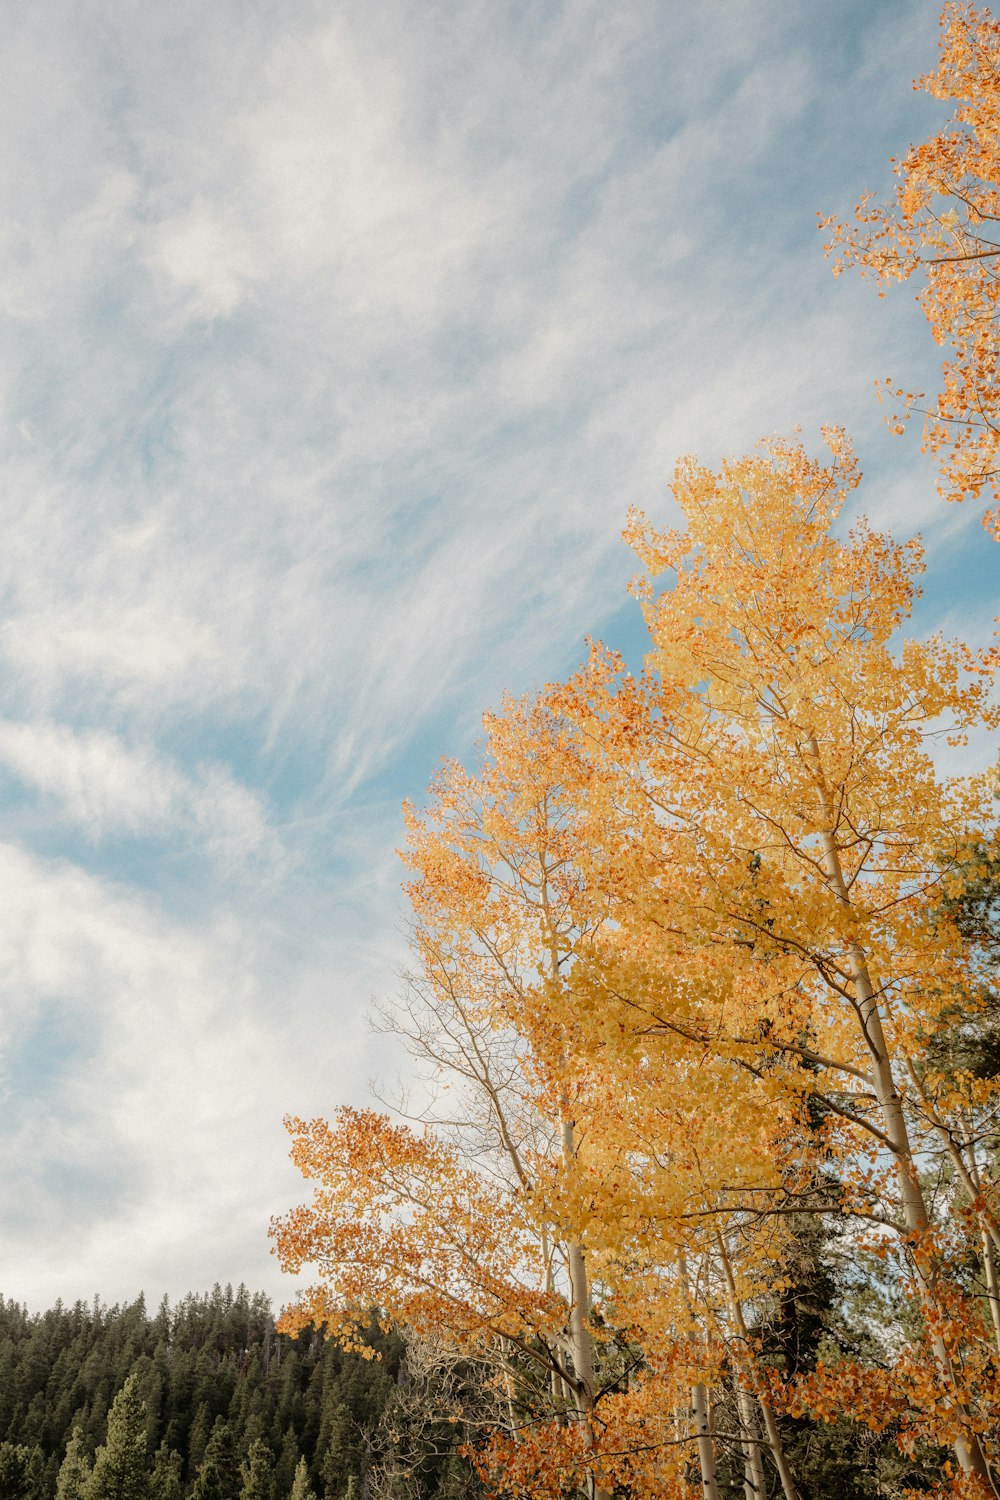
[6,4,1000,1499]
[0,1285,479,1500]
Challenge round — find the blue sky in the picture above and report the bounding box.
[0,0,994,1311]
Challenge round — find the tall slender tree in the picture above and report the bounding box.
[190,1421,240,1500]
[238,1439,274,1500]
[287,1458,316,1500]
[601,431,1000,1484]
[83,1377,152,1500]
[56,1430,92,1500]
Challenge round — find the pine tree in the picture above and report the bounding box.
[150,1441,183,1500]
[0,1287,402,1499]
[0,1440,46,1500]
[186,1401,213,1480]
[84,1375,152,1500]
[272,1427,299,1499]
[56,1427,92,1500]
[287,1456,316,1500]
[317,1403,359,1500]
[191,1420,240,1500]
[239,1437,275,1500]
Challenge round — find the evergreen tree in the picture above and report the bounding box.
[0,1440,46,1500]
[24,1442,46,1500]
[190,1419,240,1500]
[317,1403,358,1500]
[272,1427,299,1499]
[186,1402,213,1480]
[0,1287,404,1499]
[150,1442,183,1500]
[239,1438,275,1500]
[287,1456,316,1500]
[84,1375,152,1500]
[56,1427,92,1500]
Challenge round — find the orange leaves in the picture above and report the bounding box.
[826,2,1000,532]
[271,1108,559,1349]
[770,1257,1000,1458]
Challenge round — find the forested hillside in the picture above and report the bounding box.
[0,1284,478,1499]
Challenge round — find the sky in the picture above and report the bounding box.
[0,0,995,1314]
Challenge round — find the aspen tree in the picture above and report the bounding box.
[399,705,621,1499]
[275,702,623,1500]
[276,691,773,1499]
[614,431,1000,1485]
[402,697,809,1498]
[714,1232,799,1500]
[276,430,998,1495]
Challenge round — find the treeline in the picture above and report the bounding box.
[0,1284,480,1499]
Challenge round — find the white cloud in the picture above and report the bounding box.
[147,198,259,322]
[0,839,389,1307]
[1,606,221,695]
[0,719,275,863]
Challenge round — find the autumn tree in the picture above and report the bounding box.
[272,1032,622,1496]
[274,684,809,1500]
[275,693,691,1498]
[395,693,818,1499]
[824,1,1000,537]
[593,430,1000,1486]
[276,403,998,1497]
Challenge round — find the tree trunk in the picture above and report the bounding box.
[732,1380,765,1500]
[542,857,612,1500]
[561,1115,612,1500]
[806,734,997,1493]
[691,1382,720,1500]
[716,1233,799,1500]
[678,1254,720,1500]
[903,1064,1000,1260]
[983,1228,1000,1358]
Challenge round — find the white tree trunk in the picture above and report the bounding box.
[806,735,996,1492]
[983,1228,1000,1358]
[716,1233,799,1500]
[561,1114,612,1500]
[691,1381,720,1500]
[541,856,612,1500]
[733,1380,766,1500]
[678,1254,720,1500]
